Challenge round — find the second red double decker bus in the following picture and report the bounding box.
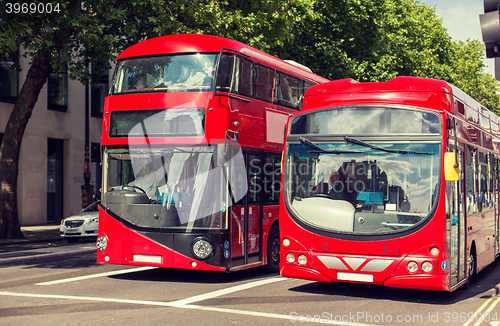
[280,76,500,291]
[96,34,329,272]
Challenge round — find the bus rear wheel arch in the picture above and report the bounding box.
[266,224,280,273]
[468,244,477,279]
[462,243,476,290]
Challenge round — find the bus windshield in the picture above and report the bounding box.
[285,141,440,235]
[102,145,246,232]
[111,54,217,94]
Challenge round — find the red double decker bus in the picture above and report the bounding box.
[96,34,329,272]
[280,76,500,291]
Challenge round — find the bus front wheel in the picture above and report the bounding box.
[462,247,476,290]
[266,225,280,273]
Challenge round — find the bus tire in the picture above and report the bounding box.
[266,225,280,273]
[462,246,476,290]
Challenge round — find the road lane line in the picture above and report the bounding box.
[472,295,500,326]
[168,277,286,306]
[36,266,158,285]
[462,294,496,326]
[0,290,377,326]
[0,290,174,306]
[184,305,377,325]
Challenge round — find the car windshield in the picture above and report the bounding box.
[111,53,217,94]
[285,141,440,234]
[83,201,100,212]
[102,145,246,232]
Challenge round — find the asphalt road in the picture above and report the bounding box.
[2,242,500,325]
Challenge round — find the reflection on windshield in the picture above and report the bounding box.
[109,108,205,138]
[290,107,440,135]
[102,145,246,232]
[111,54,217,94]
[285,142,440,234]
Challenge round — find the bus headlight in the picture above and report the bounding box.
[422,261,433,273]
[407,261,418,273]
[191,238,213,260]
[286,253,295,263]
[96,235,108,251]
[297,254,307,265]
[283,238,290,247]
[430,247,439,256]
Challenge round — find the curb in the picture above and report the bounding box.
[0,248,96,267]
[0,237,65,247]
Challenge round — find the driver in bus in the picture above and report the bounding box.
[135,73,148,89]
[310,170,347,200]
[327,171,347,200]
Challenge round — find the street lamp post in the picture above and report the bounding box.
[81,61,93,208]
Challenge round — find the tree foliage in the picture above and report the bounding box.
[0,0,305,238]
[270,0,499,112]
[449,39,500,114]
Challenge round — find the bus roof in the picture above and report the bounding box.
[117,34,329,84]
[304,76,495,122]
[305,76,454,96]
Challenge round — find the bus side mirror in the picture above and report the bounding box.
[444,152,459,181]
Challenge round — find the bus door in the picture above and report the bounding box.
[447,146,467,288]
[494,156,500,256]
[229,150,262,269]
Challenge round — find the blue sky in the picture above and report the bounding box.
[419,0,494,75]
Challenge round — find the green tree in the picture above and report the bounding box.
[271,0,499,113]
[0,0,305,238]
[449,39,500,114]
[358,0,454,82]
[271,0,385,80]
[272,0,454,81]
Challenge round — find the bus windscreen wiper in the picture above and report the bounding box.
[344,136,435,155]
[299,137,365,155]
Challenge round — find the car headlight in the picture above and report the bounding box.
[88,217,98,224]
[191,237,213,260]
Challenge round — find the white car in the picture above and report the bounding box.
[60,201,100,243]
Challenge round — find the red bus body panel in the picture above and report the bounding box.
[97,207,225,271]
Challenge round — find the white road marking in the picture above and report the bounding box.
[36,266,158,285]
[472,295,500,326]
[168,277,286,306]
[4,276,378,325]
[181,304,377,325]
[0,286,376,326]
[462,294,496,326]
[0,291,175,306]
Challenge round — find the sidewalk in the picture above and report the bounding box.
[0,224,63,246]
[0,225,96,266]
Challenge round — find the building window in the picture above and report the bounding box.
[91,69,109,118]
[48,48,68,112]
[47,72,68,112]
[0,55,19,103]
